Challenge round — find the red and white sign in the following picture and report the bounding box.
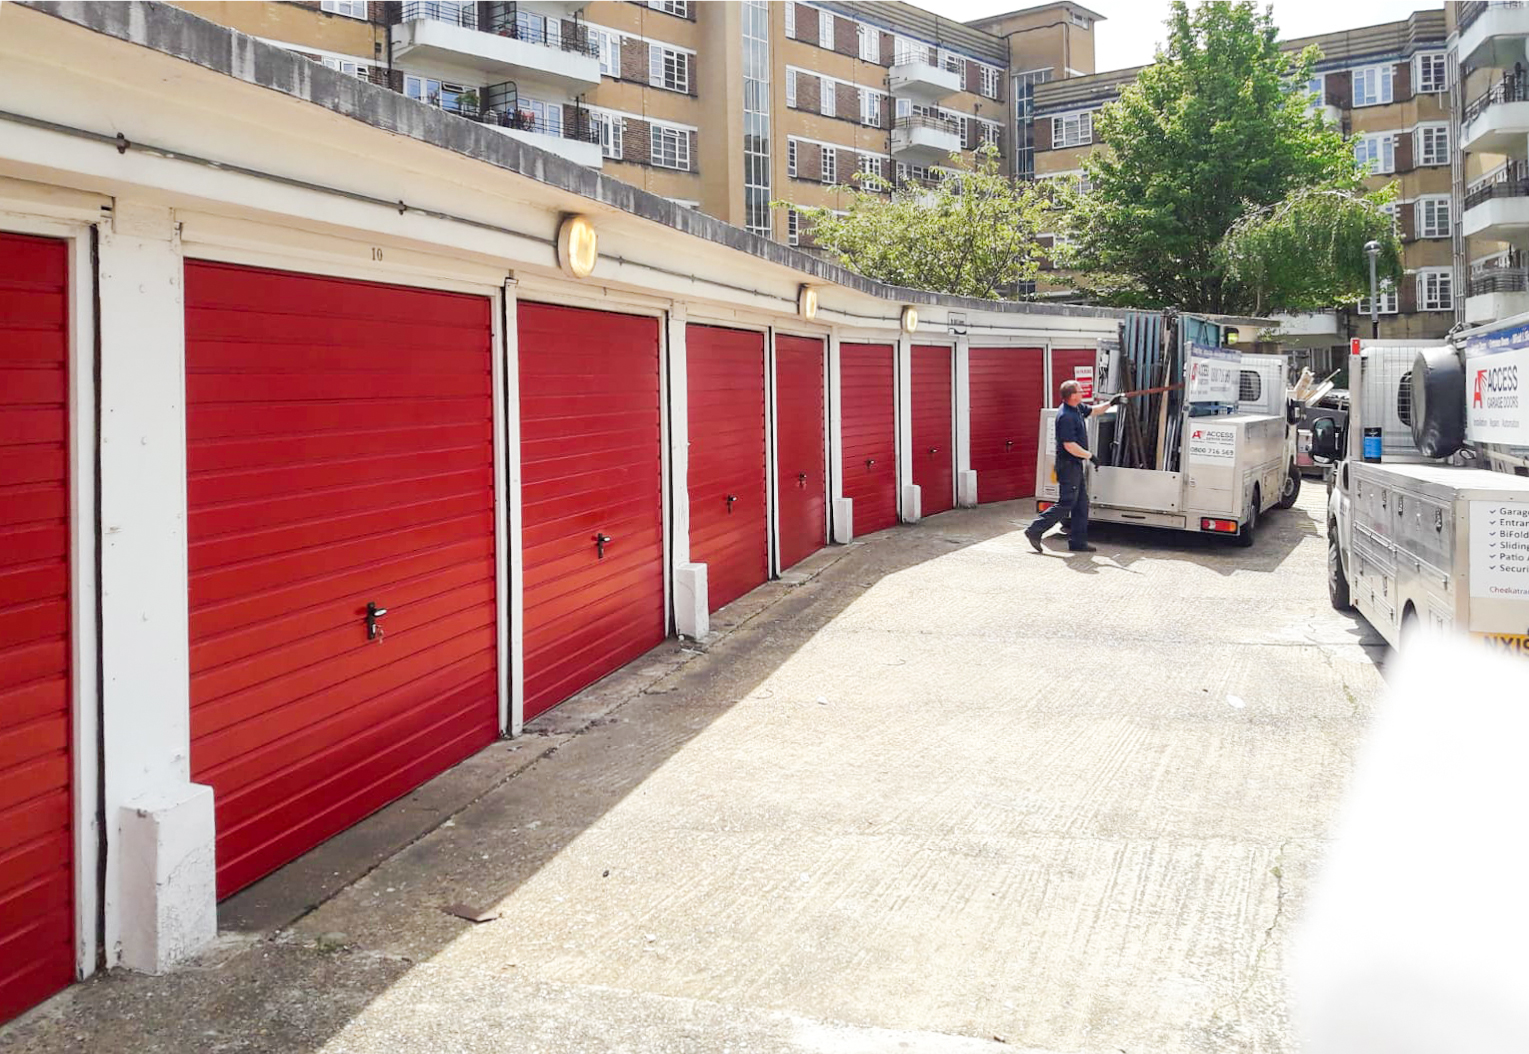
[1073,365,1094,400]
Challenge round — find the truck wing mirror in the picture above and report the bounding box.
[1310,416,1341,462]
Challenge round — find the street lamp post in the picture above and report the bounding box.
[1364,240,1381,340]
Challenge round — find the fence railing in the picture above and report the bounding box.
[1465,159,1529,209]
[894,114,961,137]
[1468,266,1529,296]
[1465,71,1529,124]
[399,2,600,58]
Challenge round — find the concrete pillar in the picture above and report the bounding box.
[896,334,919,522]
[501,278,524,735]
[954,335,976,507]
[827,328,851,543]
[765,328,782,577]
[667,305,709,637]
[97,200,215,973]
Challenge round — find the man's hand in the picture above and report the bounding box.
[1110,393,1128,406]
[1088,452,1101,467]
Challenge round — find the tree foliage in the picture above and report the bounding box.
[774,145,1051,299]
[1062,0,1402,314]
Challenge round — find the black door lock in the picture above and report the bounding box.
[1004,439,1014,450]
[594,533,612,558]
[865,458,876,468]
[726,494,737,513]
[929,447,939,455]
[366,601,387,643]
[797,472,807,488]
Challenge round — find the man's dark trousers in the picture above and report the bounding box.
[1026,459,1090,550]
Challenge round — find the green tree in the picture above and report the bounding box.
[774,145,1052,300]
[1061,0,1400,314]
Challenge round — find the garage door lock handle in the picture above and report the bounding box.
[726,494,738,513]
[797,472,807,488]
[1005,439,1014,450]
[594,533,613,559]
[366,601,387,643]
[929,447,939,455]
[865,458,876,468]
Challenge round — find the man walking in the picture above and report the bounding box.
[1026,380,1118,553]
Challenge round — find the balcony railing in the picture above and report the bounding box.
[1469,266,1529,295]
[1465,70,1529,124]
[1465,159,1529,209]
[895,114,962,137]
[399,2,599,58]
[1460,1,1529,35]
[449,98,601,146]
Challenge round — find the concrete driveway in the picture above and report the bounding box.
[0,487,1385,1054]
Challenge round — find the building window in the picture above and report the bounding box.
[822,147,836,184]
[785,1,795,39]
[649,45,688,93]
[787,209,800,246]
[1357,290,1399,315]
[788,138,798,177]
[404,75,470,111]
[817,8,831,47]
[1354,133,1394,175]
[820,76,836,117]
[320,0,367,18]
[742,0,772,237]
[592,111,623,159]
[1013,68,1052,181]
[860,89,883,127]
[1378,201,1399,235]
[1052,110,1092,148]
[980,64,1000,98]
[651,125,690,169]
[1415,52,1446,93]
[940,50,963,76]
[1353,64,1394,106]
[647,0,688,16]
[589,27,621,77]
[978,122,999,149]
[858,154,883,180]
[858,22,878,62]
[322,57,368,78]
[1418,269,1452,312]
[520,97,562,136]
[1418,196,1451,239]
[894,36,930,66]
[786,69,797,108]
[1071,11,1091,28]
[1417,124,1450,166]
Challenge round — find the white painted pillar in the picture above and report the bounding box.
[97,201,215,973]
[955,335,976,507]
[895,334,919,523]
[667,305,708,637]
[827,327,851,543]
[765,329,782,577]
[501,278,524,736]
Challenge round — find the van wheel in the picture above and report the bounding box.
[1236,492,1258,548]
[1328,529,1351,610]
[1276,463,1301,509]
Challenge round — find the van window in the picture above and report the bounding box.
[1238,370,1262,404]
[1397,370,1412,427]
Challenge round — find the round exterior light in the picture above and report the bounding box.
[798,284,818,321]
[557,214,598,279]
[1224,327,1240,346]
[901,305,919,333]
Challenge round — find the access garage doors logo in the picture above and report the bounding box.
[1473,361,1520,412]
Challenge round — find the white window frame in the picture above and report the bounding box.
[320,0,367,18]
[1357,289,1399,315]
[786,69,798,108]
[1417,124,1450,166]
[1353,64,1394,107]
[788,138,798,177]
[858,154,883,179]
[647,0,688,16]
[649,44,688,93]
[592,111,623,159]
[1354,133,1395,175]
[939,49,963,76]
[1415,51,1446,93]
[858,22,878,62]
[894,36,929,67]
[651,124,690,169]
[1071,11,1091,29]
[787,209,800,246]
[980,64,1000,98]
[860,88,883,127]
[820,75,836,118]
[520,97,562,136]
[978,121,999,148]
[785,2,795,39]
[1418,196,1451,239]
[1417,269,1452,312]
[1052,110,1092,148]
[818,8,832,48]
[322,56,368,78]
[589,27,620,78]
[821,146,836,184]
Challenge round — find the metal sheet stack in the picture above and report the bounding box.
[1109,310,1183,471]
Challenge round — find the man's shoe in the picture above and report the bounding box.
[1068,544,1098,553]
[1025,531,1043,553]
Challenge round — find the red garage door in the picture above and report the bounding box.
[687,325,768,612]
[911,345,954,517]
[185,262,499,898]
[840,344,898,535]
[1051,348,1097,403]
[970,347,1046,503]
[519,303,665,720]
[0,233,74,1022]
[775,335,826,571]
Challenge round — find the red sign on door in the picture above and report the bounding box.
[1074,366,1094,400]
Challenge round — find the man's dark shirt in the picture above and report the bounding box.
[1055,401,1090,466]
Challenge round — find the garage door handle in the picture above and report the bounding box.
[797,472,807,487]
[594,533,612,559]
[366,601,387,643]
[865,458,876,468]
[929,447,939,455]
[1005,439,1013,450]
[726,494,737,513]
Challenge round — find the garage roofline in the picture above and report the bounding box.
[20,0,1129,322]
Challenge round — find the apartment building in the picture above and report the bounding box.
[1030,8,1453,369]
[168,1,1103,246]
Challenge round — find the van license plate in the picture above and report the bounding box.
[1479,633,1529,655]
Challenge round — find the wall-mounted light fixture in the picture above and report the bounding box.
[798,284,818,321]
[1224,327,1240,346]
[901,305,919,334]
[557,214,598,279]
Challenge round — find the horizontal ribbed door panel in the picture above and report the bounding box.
[687,325,767,613]
[840,344,898,535]
[910,345,954,517]
[774,335,826,571]
[0,232,73,1024]
[970,347,1045,503]
[1051,348,1097,403]
[185,261,498,899]
[519,303,664,720]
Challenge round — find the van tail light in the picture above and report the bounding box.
[1201,517,1238,534]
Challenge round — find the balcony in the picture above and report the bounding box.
[393,2,601,92]
[1457,2,1529,72]
[1270,311,1339,337]
[451,87,604,168]
[1464,159,1529,242]
[891,114,962,164]
[1462,72,1529,155]
[888,60,962,104]
[1466,265,1529,322]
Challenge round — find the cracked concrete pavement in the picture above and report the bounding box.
[0,487,1386,1053]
